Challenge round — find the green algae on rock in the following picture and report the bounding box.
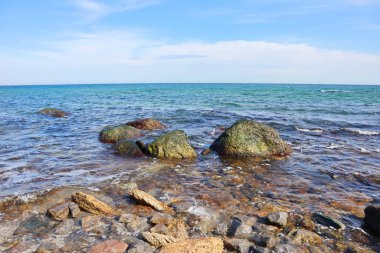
[99,125,142,143]
[39,108,68,118]
[210,120,292,158]
[114,140,145,157]
[146,130,197,159]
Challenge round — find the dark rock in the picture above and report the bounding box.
[126,118,166,130]
[39,108,68,118]
[267,212,288,228]
[99,125,141,143]
[224,238,257,253]
[227,216,257,238]
[47,203,69,221]
[146,130,197,159]
[364,205,380,234]
[312,212,345,230]
[114,140,145,157]
[251,233,279,249]
[210,120,292,158]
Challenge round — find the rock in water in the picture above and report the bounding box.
[88,240,128,253]
[142,232,177,247]
[364,205,380,234]
[210,120,292,158]
[158,237,223,253]
[114,140,145,157]
[39,108,68,118]
[127,118,166,130]
[129,189,167,211]
[146,130,197,159]
[72,192,119,215]
[312,212,345,230]
[99,125,141,143]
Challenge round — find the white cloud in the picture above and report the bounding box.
[0,31,379,85]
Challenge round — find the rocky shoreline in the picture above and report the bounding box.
[0,111,379,252]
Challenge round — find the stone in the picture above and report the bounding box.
[210,120,292,158]
[312,212,345,230]
[99,125,141,143]
[267,212,288,228]
[158,237,223,253]
[214,223,228,236]
[288,229,322,245]
[129,189,167,211]
[39,108,68,118]
[150,223,170,235]
[224,238,256,253]
[87,240,128,253]
[114,140,145,157]
[68,202,81,218]
[364,205,380,234]
[126,118,166,130]
[47,203,69,221]
[125,239,156,253]
[273,244,308,253]
[72,192,119,215]
[142,232,177,247]
[118,213,149,231]
[81,215,102,230]
[168,220,189,240]
[146,130,197,159]
[150,212,176,225]
[227,216,257,238]
[251,233,279,249]
[186,206,219,234]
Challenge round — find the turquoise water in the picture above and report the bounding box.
[0,83,379,210]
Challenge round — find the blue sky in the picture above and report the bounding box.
[0,0,380,85]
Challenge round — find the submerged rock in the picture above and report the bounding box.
[39,108,68,118]
[72,192,119,216]
[210,120,292,158]
[129,189,168,211]
[158,237,223,253]
[364,205,380,234]
[99,125,141,143]
[114,140,145,157]
[146,130,197,159]
[127,118,166,130]
[312,212,345,230]
[87,240,128,253]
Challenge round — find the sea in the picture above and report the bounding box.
[0,83,379,216]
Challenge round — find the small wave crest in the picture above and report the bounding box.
[320,89,352,93]
[295,126,323,133]
[343,128,380,136]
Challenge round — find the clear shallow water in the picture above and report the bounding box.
[0,83,379,215]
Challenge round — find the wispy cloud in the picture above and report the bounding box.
[1,30,379,85]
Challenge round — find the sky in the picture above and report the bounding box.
[0,0,380,85]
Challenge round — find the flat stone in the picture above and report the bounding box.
[158,237,223,253]
[151,212,176,225]
[312,212,345,230]
[142,232,177,247]
[87,240,128,253]
[47,203,70,221]
[39,108,68,118]
[267,212,288,227]
[72,192,119,215]
[129,189,167,211]
[288,229,322,245]
[68,202,81,218]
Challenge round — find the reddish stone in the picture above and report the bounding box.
[88,240,128,253]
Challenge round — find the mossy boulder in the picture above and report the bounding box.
[210,120,292,158]
[114,140,145,157]
[39,108,68,118]
[99,125,142,143]
[146,130,197,159]
[126,118,166,130]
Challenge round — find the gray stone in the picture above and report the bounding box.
[267,212,288,227]
[68,202,81,218]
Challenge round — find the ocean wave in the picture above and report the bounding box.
[343,128,380,136]
[295,126,323,133]
[320,89,352,93]
[326,143,345,150]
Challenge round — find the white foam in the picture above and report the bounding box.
[320,90,351,93]
[295,126,323,133]
[344,128,379,136]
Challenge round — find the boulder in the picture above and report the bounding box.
[39,108,68,118]
[364,205,380,234]
[88,240,128,253]
[72,192,119,216]
[146,130,197,159]
[129,189,168,211]
[127,118,166,130]
[210,120,292,158]
[158,237,223,253]
[114,140,145,157]
[99,125,141,143]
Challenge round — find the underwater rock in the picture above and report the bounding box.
[72,192,118,216]
[99,125,141,143]
[127,118,166,130]
[210,120,292,158]
[158,237,223,253]
[39,108,68,118]
[129,189,168,211]
[114,140,145,157]
[146,130,197,159]
[312,212,345,230]
[364,205,380,234]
